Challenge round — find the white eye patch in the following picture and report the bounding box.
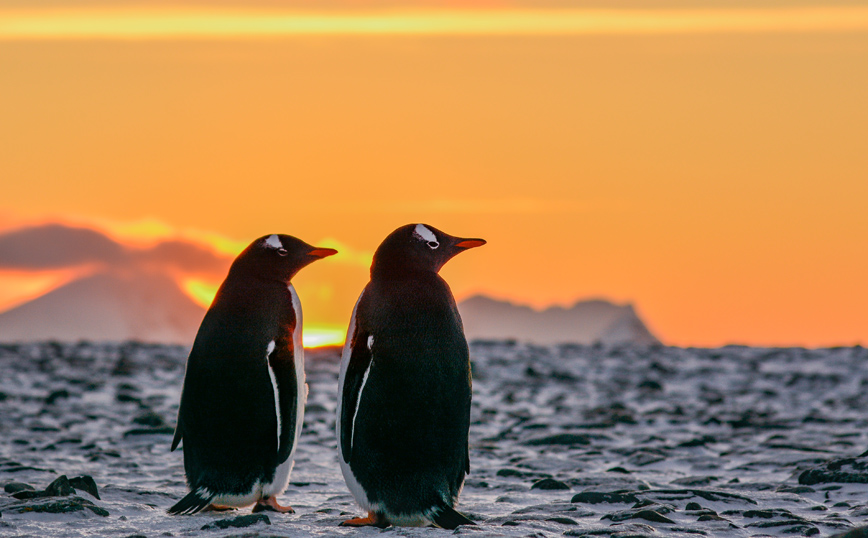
[265,234,283,249]
[413,224,439,249]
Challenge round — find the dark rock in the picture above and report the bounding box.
[631,499,658,509]
[678,435,717,448]
[583,403,637,426]
[69,475,100,499]
[11,490,44,500]
[531,478,570,490]
[133,410,167,428]
[4,482,35,494]
[45,389,70,405]
[525,434,591,446]
[632,510,675,524]
[604,507,674,523]
[746,520,809,528]
[44,475,75,497]
[685,502,702,511]
[641,488,757,505]
[742,509,804,524]
[606,467,631,474]
[698,514,730,522]
[799,457,868,485]
[116,393,142,404]
[743,509,796,519]
[671,476,717,487]
[628,451,666,466]
[637,379,663,391]
[571,491,639,504]
[688,509,718,517]
[777,485,815,494]
[13,496,108,516]
[546,516,577,525]
[496,468,551,479]
[201,513,271,530]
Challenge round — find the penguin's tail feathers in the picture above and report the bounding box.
[431,505,476,529]
[167,488,214,515]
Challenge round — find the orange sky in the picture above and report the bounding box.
[1,2,867,347]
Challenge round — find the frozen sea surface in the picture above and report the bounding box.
[2,341,868,537]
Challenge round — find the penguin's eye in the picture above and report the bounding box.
[427,241,439,249]
[277,248,288,256]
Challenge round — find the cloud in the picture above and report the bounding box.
[0,224,126,269]
[0,223,231,276]
[132,240,232,276]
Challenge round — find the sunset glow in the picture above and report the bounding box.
[2,7,868,40]
[0,270,83,313]
[1,2,866,347]
[181,278,220,309]
[302,325,347,349]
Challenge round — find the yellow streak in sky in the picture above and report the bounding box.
[1,7,868,40]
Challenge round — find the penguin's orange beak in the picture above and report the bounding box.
[455,239,486,249]
[308,248,338,259]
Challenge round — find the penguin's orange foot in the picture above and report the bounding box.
[253,497,294,514]
[340,511,388,528]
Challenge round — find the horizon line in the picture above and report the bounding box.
[2,6,868,40]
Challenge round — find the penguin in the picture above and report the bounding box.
[336,223,485,529]
[168,234,336,515]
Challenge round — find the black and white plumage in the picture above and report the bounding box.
[336,223,485,529]
[168,234,336,515]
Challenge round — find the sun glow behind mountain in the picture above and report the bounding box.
[180,277,347,348]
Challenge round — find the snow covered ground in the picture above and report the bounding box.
[1,341,868,537]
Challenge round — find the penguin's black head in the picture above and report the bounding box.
[230,234,337,283]
[370,223,485,277]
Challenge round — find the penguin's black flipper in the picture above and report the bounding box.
[431,505,476,529]
[171,389,185,451]
[267,334,299,463]
[170,421,182,452]
[340,329,373,463]
[167,489,213,515]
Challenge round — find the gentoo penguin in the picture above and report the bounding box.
[336,223,485,529]
[168,234,336,515]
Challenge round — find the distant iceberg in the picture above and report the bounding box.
[458,295,660,345]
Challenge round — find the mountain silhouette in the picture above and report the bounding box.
[0,274,660,346]
[458,295,660,345]
[0,271,205,344]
